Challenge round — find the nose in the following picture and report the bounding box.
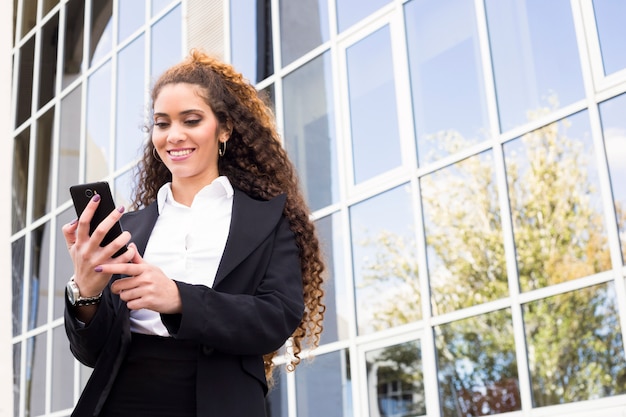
[167,123,186,143]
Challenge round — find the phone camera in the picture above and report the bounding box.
[85,189,94,198]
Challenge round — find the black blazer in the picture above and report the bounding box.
[65,189,305,416]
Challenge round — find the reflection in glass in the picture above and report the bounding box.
[12,128,30,234]
[29,225,51,330]
[436,309,520,417]
[118,0,146,43]
[335,0,390,33]
[13,342,21,413]
[34,109,55,220]
[25,333,47,416]
[20,0,37,38]
[86,60,112,181]
[54,209,75,319]
[58,86,82,206]
[39,12,59,109]
[283,52,338,211]
[524,282,626,406]
[12,237,26,337]
[485,0,585,132]
[116,36,146,170]
[15,37,35,127]
[593,0,626,76]
[89,0,113,65]
[230,0,274,83]
[422,151,506,315]
[279,0,329,66]
[315,213,348,344]
[598,93,626,263]
[43,0,59,16]
[62,0,85,88]
[114,169,136,210]
[350,185,419,335]
[347,26,401,184]
[405,0,488,166]
[366,341,424,417]
[266,367,288,417]
[51,326,74,411]
[297,350,352,416]
[151,4,182,81]
[504,111,611,291]
[260,84,275,114]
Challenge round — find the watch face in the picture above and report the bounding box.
[66,281,78,304]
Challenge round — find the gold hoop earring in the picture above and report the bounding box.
[152,148,162,162]
[218,140,227,157]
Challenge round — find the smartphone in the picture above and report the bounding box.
[69,181,128,258]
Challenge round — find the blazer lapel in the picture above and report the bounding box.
[119,202,159,256]
[213,190,287,288]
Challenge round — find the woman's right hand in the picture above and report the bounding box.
[62,194,135,300]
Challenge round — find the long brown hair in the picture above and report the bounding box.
[132,49,325,383]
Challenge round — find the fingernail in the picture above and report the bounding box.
[92,194,101,202]
[117,205,125,213]
[94,266,103,272]
[70,218,78,225]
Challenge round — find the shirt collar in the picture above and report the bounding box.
[156,176,234,213]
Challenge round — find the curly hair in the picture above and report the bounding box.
[132,49,325,385]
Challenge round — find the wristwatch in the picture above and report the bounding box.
[66,278,102,307]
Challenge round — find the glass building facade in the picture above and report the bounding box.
[5,0,626,416]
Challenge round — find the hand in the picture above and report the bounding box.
[104,244,183,314]
[62,194,134,297]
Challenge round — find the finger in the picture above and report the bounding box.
[89,205,126,249]
[128,243,144,264]
[61,219,79,248]
[75,194,101,243]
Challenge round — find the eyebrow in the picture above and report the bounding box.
[153,109,205,118]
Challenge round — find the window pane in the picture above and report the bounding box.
[86,60,112,180]
[12,128,30,234]
[90,0,113,65]
[422,151,506,315]
[43,0,59,16]
[279,0,329,66]
[25,333,47,416]
[152,0,173,17]
[485,0,585,133]
[13,342,21,415]
[29,225,51,330]
[15,37,35,127]
[296,350,352,416]
[524,282,626,406]
[436,309,521,417]
[593,0,626,76]
[230,0,274,83]
[20,0,37,38]
[33,108,55,220]
[598,93,626,264]
[315,213,349,344]
[12,237,26,337]
[504,111,611,291]
[39,12,59,109]
[283,52,338,211]
[347,26,401,184]
[366,341,425,417]
[350,185,419,335]
[405,0,489,166]
[51,326,73,411]
[54,208,75,319]
[57,86,82,206]
[266,367,288,417]
[118,0,146,43]
[62,0,85,89]
[116,35,146,170]
[336,0,390,33]
[151,4,182,80]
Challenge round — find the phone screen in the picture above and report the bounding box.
[69,182,128,258]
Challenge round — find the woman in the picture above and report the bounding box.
[62,49,325,417]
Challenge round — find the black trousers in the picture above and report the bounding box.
[99,333,199,417]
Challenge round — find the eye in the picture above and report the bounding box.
[185,118,201,126]
[154,121,169,129]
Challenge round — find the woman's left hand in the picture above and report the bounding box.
[97,243,183,314]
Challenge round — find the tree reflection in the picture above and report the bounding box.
[357,113,626,415]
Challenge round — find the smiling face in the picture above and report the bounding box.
[152,83,229,193]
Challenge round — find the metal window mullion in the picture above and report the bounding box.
[108,0,120,180]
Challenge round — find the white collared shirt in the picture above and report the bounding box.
[129,176,234,336]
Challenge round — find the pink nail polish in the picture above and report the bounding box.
[92,194,101,202]
[117,206,125,213]
[94,266,103,272]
